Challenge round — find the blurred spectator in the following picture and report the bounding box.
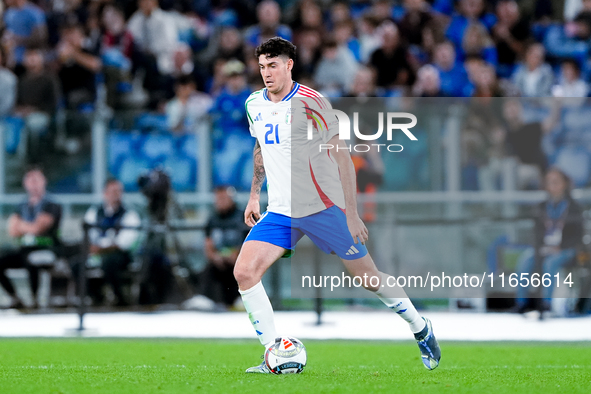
[511,43,554,97]
[46,0,89,47]
[128,0,179,107]
[292,28,322,80]
[171,43,197,80]
[56,23,102,109]
[0,46,17,116]
[244,0,292,48]
[2,0,48,73]
[370,0,395,24]
[544,12,591,65]
[565,0,591,21]
[492,0,530,78]
[72,179,141,306]
[245,55,265,90]
[471,62,502,97]
[568,10,591,40]
[357,14,382,64]
[329,1,352,28]
[0,167,62,309]
[333,21,362,62]
[412,64,443,97]
[213,27,246,64]
[292,0,325,40]
[445,0,496,48]
[183,186,248,310]
[165,75,213,134]
[514,168,583,313]
[100,3,136,109]
[459,22,498,66]
[210,60,252,189]
[552,58,589,98]
[433,41,473,97]
[199,26,246,92]
[500,99,559,189]
[464,54,485,85]
[369,22,413,90]
[16,48,60,155]
[345,66,379,97]
[419,19,445,62]
[313,39,359,95]
[398,0,434,47]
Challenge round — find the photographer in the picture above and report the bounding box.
[514,168,584,313]
[0,166,61,309]
[183,186,248,310]
[137,169,177,305]
[72,178,140,306]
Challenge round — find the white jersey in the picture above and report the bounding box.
[245,82,345,218]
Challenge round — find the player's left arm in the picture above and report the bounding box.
[328,135,369,244]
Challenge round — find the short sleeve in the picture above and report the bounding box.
[245,97,257,137]
[322,112,340,143]
[248,116,256,137]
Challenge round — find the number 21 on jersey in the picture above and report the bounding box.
[265,124,280,144]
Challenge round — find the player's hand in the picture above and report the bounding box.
[347,214,369,245]
[244,198,261,227]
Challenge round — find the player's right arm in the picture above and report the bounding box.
[245,139,265,227]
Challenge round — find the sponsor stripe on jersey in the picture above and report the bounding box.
[308,160,335,209]
[299,93,325,112]
[298,85,327,109]
[302,103,329,132]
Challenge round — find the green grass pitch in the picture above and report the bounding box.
[0,339,589,393]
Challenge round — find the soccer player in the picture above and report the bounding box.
[235,37,441,373]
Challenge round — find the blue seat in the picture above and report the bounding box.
[553,147,591,187]
[108,131,141,173]
[116,157,151,191]
[179,134,198,161]
[163,155,196,191]
[135,113,168,132]
[140,133,175,163]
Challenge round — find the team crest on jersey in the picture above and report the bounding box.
[285,108,293,124]
[272,111,279,116]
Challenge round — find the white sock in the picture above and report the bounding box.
[374,274,426,334]
[239,281,277,348]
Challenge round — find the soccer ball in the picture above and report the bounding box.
[265,337,307,374]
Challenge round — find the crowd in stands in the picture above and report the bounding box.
[2,0,591,190]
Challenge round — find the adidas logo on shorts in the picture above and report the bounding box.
[345,245,360,256]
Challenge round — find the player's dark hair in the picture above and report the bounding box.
[255,37,296,60]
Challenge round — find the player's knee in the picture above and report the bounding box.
[233,262,258,288]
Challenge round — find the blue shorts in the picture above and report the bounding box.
[244,205,368,260]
